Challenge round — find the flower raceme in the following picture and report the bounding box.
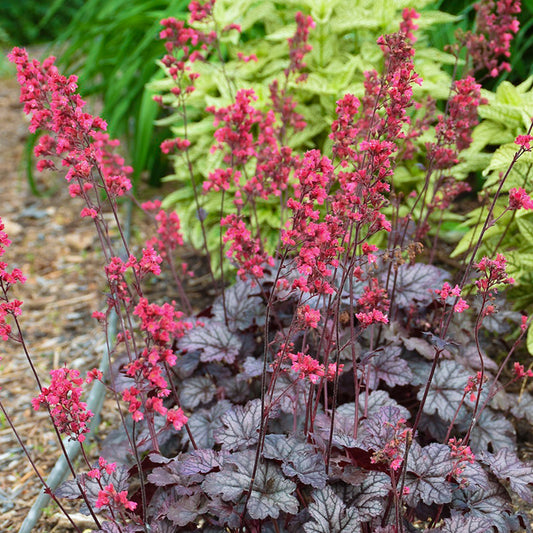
[0,217,26,341]
[32,367,99,442]
[7,48,133,223]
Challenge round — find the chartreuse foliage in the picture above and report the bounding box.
[152,0,457,270]
[451,78,533,315]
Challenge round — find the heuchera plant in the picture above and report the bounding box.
[3,0,533,532]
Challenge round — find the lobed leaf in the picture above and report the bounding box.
[419,360,470,422]
[467,409,516,453]
[214,398,263,451]
[212,279,265,331]
[303,485,361,533]
[263,434,327,488]
[203,449,298,520]
[179,318,242,364]
[166,491,208,527]
[182,400,232,449]
[452,481,512,532]
[389,263,449,309]
[481,448,533,503]
[405,443,453,506]
[179,375,216,409]
[363,345,412,390]
[178,449,228,476]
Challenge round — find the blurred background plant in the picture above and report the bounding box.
[0,0,84,46]
[0,0,190,192]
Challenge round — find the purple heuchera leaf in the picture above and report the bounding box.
[404,442,454,506]
[179,375,216,409]
[212,279,265,331]
[459,460,489,489]
[438,514,494,532]
[240,356,263,379]
[360,405,406,453]
[344,472,389,521]
[467,408,516,453]
[179,317,241,363]
[166,491,208,527]
[175,350,199,378]
[303,486,361,533]
[95,523,122,533]
[148,458,201,494]
[206,495,242,528]
[178,449,228,476]
[313,411,358,449]
[510,392,533,425]
[419,359,470,422]
[182,400,232,449]
[214,398,264,451]
[202,449,298,520]
[363,346,412,390]
[452,480,512,532]
[388,263,449,309]
[481,448,533,503]
[263,434,327,488]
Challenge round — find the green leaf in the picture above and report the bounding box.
[482,143,522,177]
[451,224,500,258]
[495,81,524,106]
[527,320,533,356]
[516,216,533,243]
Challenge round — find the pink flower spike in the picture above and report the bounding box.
[509,187,533,210]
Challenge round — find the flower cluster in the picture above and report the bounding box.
[32,367,96,442]
[120,298,191,425]
[0,218,26,341]
[95,483,137,512]
[371,418,412,472]
[508,186,533,210]
[429,76,486,170]
[142,201,185,260]
[475,253,515,292]
[400,7,420,42]
[448,437,476,486]
[512,362,533,380]
[464,371,485,402]
[435,282,470,313]
[463,0,521,77]
[286,11,315,80]
[221,214,274,281]
[283,350,342,384]
[8,48,132,214]
[207,88,299,203]
[87,456,116,480]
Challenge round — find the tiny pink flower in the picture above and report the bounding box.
[508,187,533,210]
[515,134,533,150]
